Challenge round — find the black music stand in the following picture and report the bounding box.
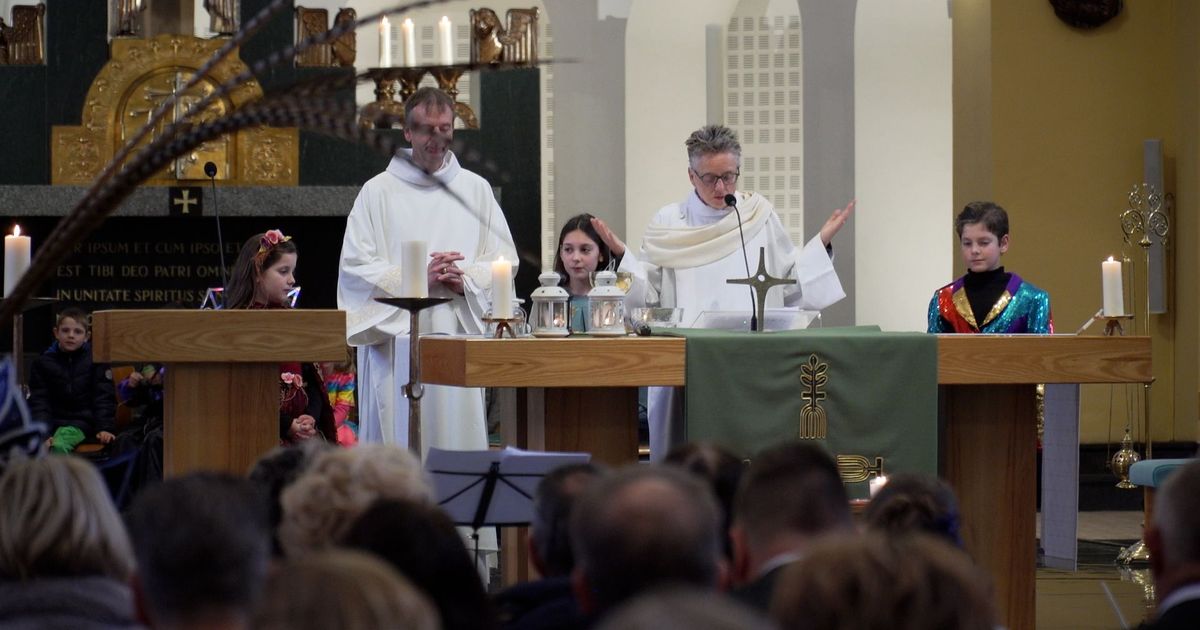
[426,446,590,565]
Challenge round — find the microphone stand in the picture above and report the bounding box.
[726,193,757,331]
[204,162,230,295]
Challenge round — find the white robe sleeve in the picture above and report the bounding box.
[781,231,845,311]
[455,191,518,333]
[338,186,407,347]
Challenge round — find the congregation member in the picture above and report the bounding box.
[1143,459,1200,629]
[125,473,270,630]
[595,588,772,630]
[862,472,964,547]
[28,306,116,454]
[729,441,853,613]
[494,463,605,630]
[770,533,995,630]
[633,124,853,457]
[247,441,333,557]
[338,86,518,452]
[663,441,745,560]
[0,455,143,629]
[927,201,1053,334]
[570,465,725,622]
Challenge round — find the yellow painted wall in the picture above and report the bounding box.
[955,0,1198,443]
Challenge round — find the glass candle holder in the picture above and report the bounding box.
[588,270,627,336]
[531,271,570,337]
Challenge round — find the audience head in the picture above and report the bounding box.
[771,532,994,630]
[0,358,44,472]
[0,454,134,581]
[341,498,494,630]
[664,442,745,559]
[570,465,723,615]
[125,472,271,628]
[731,442,852,581]
[225,229,298,309]
[279,444,431,556]
[248,441,334,556]
[595,588,774,630]
[253,548,440,630]
[1146,459,1200,599]
[863,472,963,547]
[52,306,91,353]
[530,462,604,577]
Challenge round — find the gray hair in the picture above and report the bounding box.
[1152,459,1200,566]
[685,125,742,169]
[0,455,135,581]
[404,86,456,124]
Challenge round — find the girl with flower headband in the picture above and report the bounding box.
[226,231,337,445]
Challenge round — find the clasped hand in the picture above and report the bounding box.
[428,251,466,295]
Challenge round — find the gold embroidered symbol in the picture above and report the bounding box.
[799,353,828,439]
[836,455,885,484]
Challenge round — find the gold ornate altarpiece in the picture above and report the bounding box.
[51,34,298,186]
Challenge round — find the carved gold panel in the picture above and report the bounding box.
[52,34,298,186]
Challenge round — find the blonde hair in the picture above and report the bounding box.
[771,532,994,630]
[278,444,431,556]
[0,454,135,581]
[253,549,441,630]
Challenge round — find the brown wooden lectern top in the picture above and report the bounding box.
[92,309,346,477]
[420,333,1152,630]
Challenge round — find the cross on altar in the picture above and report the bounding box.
[727,246,796,332]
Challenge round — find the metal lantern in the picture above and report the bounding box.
[588,270,626,336]
[530,271,570,337]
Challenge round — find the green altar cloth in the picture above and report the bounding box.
[659,326,938,497]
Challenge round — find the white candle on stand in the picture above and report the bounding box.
[491,257,512,317]
[401,240,428,298]
[1102,256,1124,316]
[379,16,392,67]
[402,18,416,67]
[438,16,454,66]
[4,225,31,297]
[868,474,889,498]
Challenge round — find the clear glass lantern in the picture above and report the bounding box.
[588,270,627,336]
[530,272,570,337]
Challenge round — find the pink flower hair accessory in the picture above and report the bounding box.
[255,229,292,264]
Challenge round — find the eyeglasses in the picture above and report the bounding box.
[691,169,740,187]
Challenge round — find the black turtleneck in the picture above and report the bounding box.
[963,266,1010,328]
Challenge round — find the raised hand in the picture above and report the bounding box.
[590,217,627,257]
[820,199,856,247]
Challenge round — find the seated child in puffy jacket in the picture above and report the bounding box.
[29,307,116,454]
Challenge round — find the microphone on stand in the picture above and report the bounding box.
[204,161,230,294]
[726,193,757,331]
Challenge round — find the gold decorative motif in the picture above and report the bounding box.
[203,0,238,36]
[470,8,539,65]
[951,286,1011,330]
[295,7,356,67]
[836,455,884,484]
[799,353,828,440]
[0,3,45,66]
[331,9,357,67]
[51,34,298,186]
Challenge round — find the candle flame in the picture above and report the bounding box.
[1106,256,1114,262]
[404,17,413,27]
[381,15,389,27]
[12,225,19,237]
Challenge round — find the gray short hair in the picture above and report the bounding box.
[404,87,456,124]
[685,125,742,169]
[1152,459,1200,566]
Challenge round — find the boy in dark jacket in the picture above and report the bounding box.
[28,307,116,453]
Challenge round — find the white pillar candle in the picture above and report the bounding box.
[401,240,428,298]
[1102,256,1124,316]
[438,16,454,66]
[4,225,31,297]
[401,18,416,67]
[868,474,889,498]
[491,256,512,317]
[379,16,392,68]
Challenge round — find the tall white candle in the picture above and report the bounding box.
[491,256,513,317]
[4,225,30,297]
[379,16,392,68]
[1102,256,1124,316]
[438,16,454,66]
[401,18,416,67]
[401,240,428,298]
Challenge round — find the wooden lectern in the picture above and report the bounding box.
[421,334,1152,630]
[91,310,346,477]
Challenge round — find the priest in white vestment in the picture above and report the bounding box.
[337,88,517,456]
[632,124,853,459]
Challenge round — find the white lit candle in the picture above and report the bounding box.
[438,16,454,66]
[868,474,889,498]
[401,18,416,67]
[379,16,392,68]
[491,256,513,317]
[4,225,30,297]
[1102,256,1124,317]
[401,240,428,298]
